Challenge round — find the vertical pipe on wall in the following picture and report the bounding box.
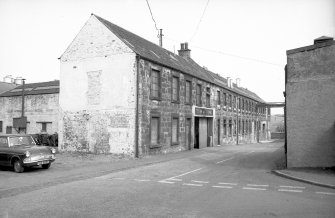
[135,55,140,158]
[21,79,25,118]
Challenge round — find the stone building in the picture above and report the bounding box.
[286,36,335,167]
[0,80,59,135]
[59,14,269,156]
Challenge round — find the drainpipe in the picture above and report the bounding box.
[236,96,239,145]
[135,55,140,158]
[21,79,26,118]
[284,64,288,168]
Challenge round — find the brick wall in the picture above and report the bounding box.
[286,42,335,167]
[0,94,59,134]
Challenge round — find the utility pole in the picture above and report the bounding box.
[159,29,163,47]
[21,79,25,118]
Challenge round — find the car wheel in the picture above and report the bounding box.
[42,163,51,169]
[13,160,24,173]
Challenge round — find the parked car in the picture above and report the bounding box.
[0,134,56,173]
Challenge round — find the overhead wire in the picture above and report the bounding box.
[145,0,159,31]
[189,0,210,42]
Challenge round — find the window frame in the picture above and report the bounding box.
[196,84,202,106]
[150,68,161,101]
[185,79,192,105]
[150,112,161,148]
[171,75,180,103]
[171,114,179,145]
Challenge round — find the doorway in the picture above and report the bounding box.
[185,118,192,150]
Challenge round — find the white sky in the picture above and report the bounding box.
[0,0,334,114]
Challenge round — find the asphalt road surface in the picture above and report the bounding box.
[0,141,334,218]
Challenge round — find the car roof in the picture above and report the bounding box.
[0,134,33,137]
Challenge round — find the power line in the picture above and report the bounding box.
[189,0,210,42]
[165,36,284,67]
[145,0,159,31]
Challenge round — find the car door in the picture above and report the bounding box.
[0,137,10,166]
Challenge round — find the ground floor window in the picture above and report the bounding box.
[150,113,160,147]
[37,122,51,133]
[0,121,2,133]
[233,120,236,135]
[223,119,227,137]
[229,119,232,136]
[171,116,179,145]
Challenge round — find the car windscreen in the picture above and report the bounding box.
[8,136,36,147]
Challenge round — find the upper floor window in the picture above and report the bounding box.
[206,87,211,108]
[172,76,179,102]
[150,69,161,100]
[196,84,201,106]
[216,90,221,106]
[185,80,192,105]
[229,94,232,107]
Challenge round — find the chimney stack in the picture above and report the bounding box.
[178,42,191,59]
[236,78,241,88]
[227,77,232,88]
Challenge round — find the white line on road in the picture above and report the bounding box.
[243,187,267,191]
[247,184,269,187]
[134,179,151,182]
[168,178,182,181]
[158,181,175,184]
[216,157,234,164]
[244,151,255,155]
[110,178,125,180]
[315,192,335,196]
[191,180,209,184]
[183,183,203,187]
[163,168,203,180]
[279,185,305,189]
[218,182,238,186]
[278,189,303,193]
[212,185,233,189]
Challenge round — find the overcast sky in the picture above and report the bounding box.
[0,0,334,114]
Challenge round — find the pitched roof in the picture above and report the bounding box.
[0,81,17,94]
[94,14,264,102]
[0,80,59,97]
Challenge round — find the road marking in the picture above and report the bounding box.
[134,179,151,182]
[247,184,269,187]
[158,181,175,184]
[245,151,255,155]
[315,192,335,196]
[216,157,234,164]
[168,178,182,181]
[218,182,238,186]
[212,185,233,189]
[183,183,203,187]
[278,189,303,193]
[191,180,209,184]
[243,187,267,191]
[163,168,203,180]
[110,178,125,180]
[279,185,305,189]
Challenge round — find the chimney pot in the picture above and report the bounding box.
[185,42,188,50]
[180,43,185,50]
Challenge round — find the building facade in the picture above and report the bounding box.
[0,81,59,135]
[286,36,335,168]
[59,14,269,156]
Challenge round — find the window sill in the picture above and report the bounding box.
[150,97,162,101]
[171,100,180,104]
[171,142,179,146]
[150,144,162,149]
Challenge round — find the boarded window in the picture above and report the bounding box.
[172,117,179,144]
[151,69,160,99]
[196,84,201,106]
[172,76,179,102]
[87,70,102,105]
[150,117,160,145]
[185,81,191,104]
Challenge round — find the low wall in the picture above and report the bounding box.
[271,132,285,139]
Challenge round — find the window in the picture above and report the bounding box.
[172,76,179,102]
[223,93,227,106]
[228,119,232,136]
[206,87,211,107]
[238,120,241,134]
[151,69,160,99]
[233,119,237,135]
[234,96,237,109]
[196,84,201,106]
[185,80,191,104]
[227,94,231,107]
[172,116,179,145]
[42,123,47,132]
[0,121,2,133]
[0,137,7,147]
[239,98,241,110]
[150,113,160,146]
[223,119,227,136]
[216,90,221,106]
[242,120,245,135]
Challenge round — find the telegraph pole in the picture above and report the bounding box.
[159,29,163,47]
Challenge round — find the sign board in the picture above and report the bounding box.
[194,107,214,117]
[13,117,27,128]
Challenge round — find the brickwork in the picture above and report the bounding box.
[286,40,335,167]
[0,94,59,134]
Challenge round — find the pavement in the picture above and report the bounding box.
[272,168,335,189]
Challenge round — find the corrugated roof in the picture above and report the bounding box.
[94,14,264,102]
[0,80,59,97]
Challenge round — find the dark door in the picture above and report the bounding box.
[217,119,220,145]
[194,117,199,149]
[6,126,12,134]
[185,118,192,150]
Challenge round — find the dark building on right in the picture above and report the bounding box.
[286,36,335,168]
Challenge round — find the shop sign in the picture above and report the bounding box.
[195,107,214,117]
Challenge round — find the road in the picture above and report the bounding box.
[0,141,334,218]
